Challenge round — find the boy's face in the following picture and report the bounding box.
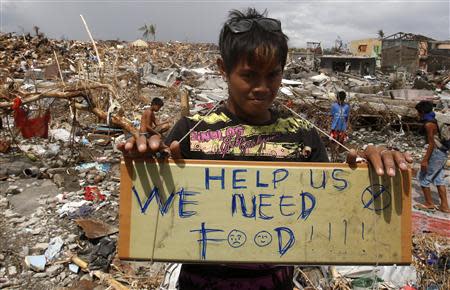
[152,104,162,112]
[219,56,282,124]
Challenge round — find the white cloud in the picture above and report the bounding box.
[1,0,448,47]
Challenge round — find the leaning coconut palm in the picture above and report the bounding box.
[149,24,156,41]
[139,23,156,41]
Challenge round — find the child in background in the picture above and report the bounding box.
[330,91,350,144]
[414,100,449,213]
[120,8,412,289]
[139,97,170,138]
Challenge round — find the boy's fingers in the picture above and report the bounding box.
[363,146,384,176]
[393,151,409,171]
[124,137,136,151]
[149,134,163,152]
[137,135,148,153]
[345,149,358,165]
[381,150,396,177]
[169,141,182,159]
[404,152,413,163]
[116,141,126,152]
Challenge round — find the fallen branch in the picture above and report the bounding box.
[0,83,138,138]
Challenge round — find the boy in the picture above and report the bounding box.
[120,8,411,289]
[330,91,350,144]
[139,97,170,138]
[414,101,449,213]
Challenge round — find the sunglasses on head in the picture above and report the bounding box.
[226,18,281,34]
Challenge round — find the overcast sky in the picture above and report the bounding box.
[1,0,449,48]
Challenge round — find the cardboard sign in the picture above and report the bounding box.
[119,159,411,265]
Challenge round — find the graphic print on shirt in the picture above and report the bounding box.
[188,112,313,158]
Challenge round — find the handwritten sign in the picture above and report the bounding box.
[118,159,411,264]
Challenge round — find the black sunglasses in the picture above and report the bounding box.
[226,18,281,34]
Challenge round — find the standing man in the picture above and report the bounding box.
[414,101,449,213]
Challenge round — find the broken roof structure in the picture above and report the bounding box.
[381,32,435,73]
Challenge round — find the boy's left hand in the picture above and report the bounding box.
[346,145,413,176]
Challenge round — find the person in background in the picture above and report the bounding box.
[414,100,449,213]
[139,97,171,138]
[330,90,350,145]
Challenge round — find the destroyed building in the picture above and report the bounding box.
[319,55,376,75]
[381,32,433,73]
[427,40,450,72]
[349,38,382,67]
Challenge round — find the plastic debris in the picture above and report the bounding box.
[44,236,64,261]
[68,263,80,273]
[83,186,106,202]
[25,255,46,272]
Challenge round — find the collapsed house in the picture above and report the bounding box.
[319,55,376,75]
[381,32,433,73]
[349,38,382,67]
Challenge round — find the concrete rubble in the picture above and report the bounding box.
[0,32,449,289]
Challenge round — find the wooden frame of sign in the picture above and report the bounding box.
[118,158,412,265]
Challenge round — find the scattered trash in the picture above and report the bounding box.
[44,236,64,261]
[83,186,106,202]
[75,218,118,239]
[75,162,111,173]
[88,237,116,271]
[68,263,80,274]
[57,201,90,217]
[25,255,46,272]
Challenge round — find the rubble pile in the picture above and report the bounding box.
[412,234,450,289]
[0,33,449,289]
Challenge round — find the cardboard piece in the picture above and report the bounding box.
[119,159,411,265]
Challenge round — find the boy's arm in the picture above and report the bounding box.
[421,122,437,172]
[345,104,351,129]
[151,111,158,127]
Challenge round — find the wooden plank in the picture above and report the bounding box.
[118,159,412,265]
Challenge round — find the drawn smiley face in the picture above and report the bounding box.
[227,229,247,248]
[254,231,273,247]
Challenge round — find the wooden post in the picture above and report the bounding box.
[180,89,190,117]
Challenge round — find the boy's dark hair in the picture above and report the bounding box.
[151,97,164,107]
[415,100,433,114]
[337,91,347,100]
[219,8,289,74]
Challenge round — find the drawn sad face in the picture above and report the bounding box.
[254,231,272,247]
[227,230,247,248]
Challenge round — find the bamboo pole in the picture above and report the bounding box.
[80,14,103,69]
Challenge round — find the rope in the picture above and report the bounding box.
[280,102,351,152]
[177,100,223,144]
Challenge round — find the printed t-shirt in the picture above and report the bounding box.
[330,102,350,131]
[164,105,329,290]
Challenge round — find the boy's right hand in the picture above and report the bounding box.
[117,134,182,159]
